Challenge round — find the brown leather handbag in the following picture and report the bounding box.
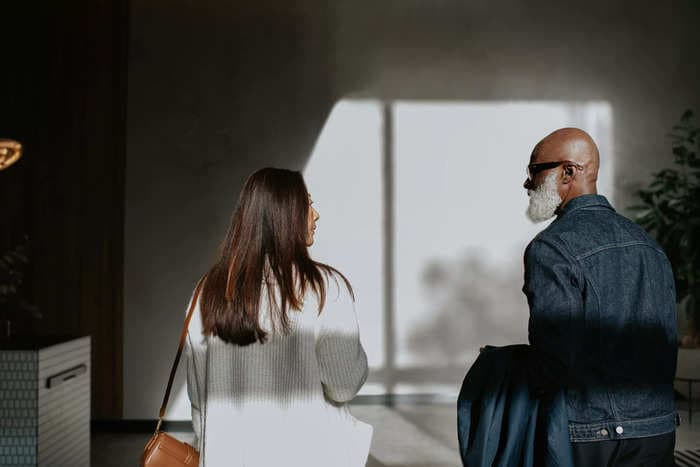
[140,279,205,467]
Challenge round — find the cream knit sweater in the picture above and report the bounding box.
[184,273,372,467]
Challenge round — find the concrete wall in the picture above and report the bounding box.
[124,0,700,418]
[332,0,700,209]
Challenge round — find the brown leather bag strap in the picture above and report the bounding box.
[156,277,206,429]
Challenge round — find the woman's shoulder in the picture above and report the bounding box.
[316,267,354,304]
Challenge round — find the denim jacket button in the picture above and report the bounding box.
[615,426,624,435]
[600,429,609,437]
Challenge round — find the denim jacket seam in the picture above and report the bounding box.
[569,411,677,427]
[568,411,678,441]
[534,234,584,286]
[574,241,656,261]
[559,202,614,218]
[576,271,620,420]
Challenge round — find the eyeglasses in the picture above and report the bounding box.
[526,160,583,180]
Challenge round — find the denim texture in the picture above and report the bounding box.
[457,345,574,467]
[523,194,679,442]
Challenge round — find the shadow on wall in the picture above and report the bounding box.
[408,252,528,367]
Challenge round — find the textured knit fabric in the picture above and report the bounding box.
[184,272,372,467]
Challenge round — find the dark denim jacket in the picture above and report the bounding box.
[457,345,574,467]
[523,194,679,442]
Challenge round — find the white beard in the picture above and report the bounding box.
[526,171,562,223]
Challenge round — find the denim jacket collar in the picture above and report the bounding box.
[557,194,614,218]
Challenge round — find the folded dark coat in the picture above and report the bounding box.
[457,345,574,467]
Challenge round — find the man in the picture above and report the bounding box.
[523,128,678,466]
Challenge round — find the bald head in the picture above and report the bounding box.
[532,128,600,185]
[525,128,600,212]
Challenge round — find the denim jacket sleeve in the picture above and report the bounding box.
[523,237,583,395]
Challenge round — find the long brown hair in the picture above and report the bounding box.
[200,167,352,346]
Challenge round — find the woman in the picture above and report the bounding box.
[184,168,372,467]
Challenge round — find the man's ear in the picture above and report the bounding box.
[561,165,576,185]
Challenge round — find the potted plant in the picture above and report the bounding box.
[630,110,700,346]
[0,237,39,338]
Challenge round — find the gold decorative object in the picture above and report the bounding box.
[0,139,22,170]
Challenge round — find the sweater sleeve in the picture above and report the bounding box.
[184,293,203,451]
[316,277,368,403]
[185,334,202,451]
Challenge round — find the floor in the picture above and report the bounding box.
[92,404,700,467]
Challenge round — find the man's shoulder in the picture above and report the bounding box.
[526,218,573,249]
[530,208,662,261]
[524,228,574,263]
